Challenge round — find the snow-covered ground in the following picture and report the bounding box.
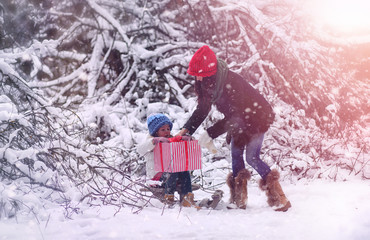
[1,179,369,240]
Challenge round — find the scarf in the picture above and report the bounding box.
[212,58,229,103]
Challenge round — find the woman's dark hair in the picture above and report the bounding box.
[194,75,216,101]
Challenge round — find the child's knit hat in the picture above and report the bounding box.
[187,45,217,77]
[147,113,173,136]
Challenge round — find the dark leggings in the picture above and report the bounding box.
[163,171,192,195]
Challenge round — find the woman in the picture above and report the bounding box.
[177,45,291,211]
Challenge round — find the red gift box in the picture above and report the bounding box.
[153,140,202,173]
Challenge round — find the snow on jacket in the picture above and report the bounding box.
[183,70,275,145]
[136,134,157,179]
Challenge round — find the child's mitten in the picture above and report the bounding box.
[152,137,170,144]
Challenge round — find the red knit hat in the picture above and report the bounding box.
[187,45,217,77]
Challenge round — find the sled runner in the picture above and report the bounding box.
[139,182,201,199]
[197,190,224,209]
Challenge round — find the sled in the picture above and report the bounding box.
[140,172,201,198]
[141,185,225,210]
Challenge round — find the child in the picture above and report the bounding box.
[137,113,199,209]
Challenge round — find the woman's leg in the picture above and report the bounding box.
[229,139,251,209]
[244,132,271,179]
[244,133,291,211]
[231,138,246,177]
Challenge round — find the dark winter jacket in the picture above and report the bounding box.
[183,70,275,146]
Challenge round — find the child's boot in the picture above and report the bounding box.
[163,194,175,205]
[181,192,200,210]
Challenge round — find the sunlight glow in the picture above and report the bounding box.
[310,0,370,35]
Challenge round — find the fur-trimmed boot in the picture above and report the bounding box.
[234,169,251,209]
[259,169,291,212]
[181,192,200,210]
[226,169,251,209]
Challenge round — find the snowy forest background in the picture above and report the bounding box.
[0,0,369,220]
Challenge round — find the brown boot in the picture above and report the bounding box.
[181,192,200,210]
[234,169,251,209]
[259,169,291,212]
[163,194,175,205]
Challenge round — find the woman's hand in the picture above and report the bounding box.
[181,135,193,141]
[175,128,189,136]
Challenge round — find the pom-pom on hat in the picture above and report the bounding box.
[187,45,217,77]
[147,113,173,136]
